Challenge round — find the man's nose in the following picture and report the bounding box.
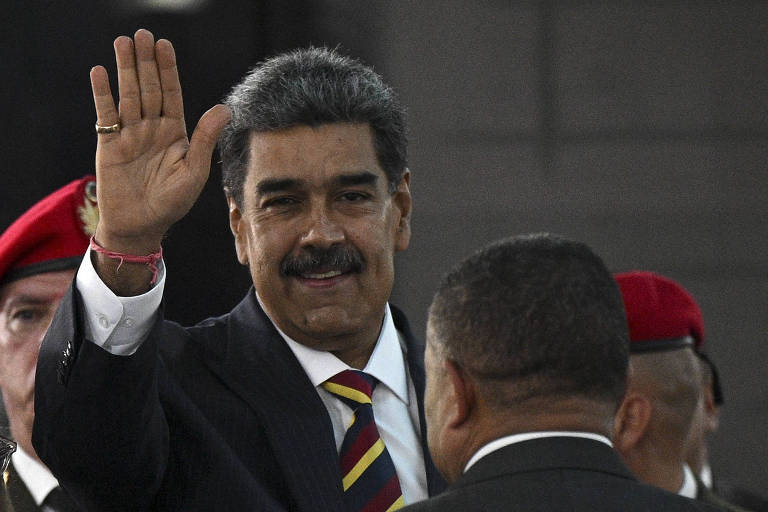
[299,206,344,248]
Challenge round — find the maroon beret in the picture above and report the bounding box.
[0,176,97,286]
[615,271,704,353]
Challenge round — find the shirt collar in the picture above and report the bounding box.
[255,292,409,404]
[11,445,59,505]
[699,463,713,489]
[464,431,614,473]
[679,463,698,499]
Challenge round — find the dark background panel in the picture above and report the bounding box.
[2,0,322,321]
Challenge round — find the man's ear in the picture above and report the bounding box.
[393,170,412,252]
[444,359,474,429]
[227,195,249,266]
[613,393,651,456]
[702,385,720,433]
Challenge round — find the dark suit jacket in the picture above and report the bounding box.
[402,437,722,512]
[717,483,768,512]
[5,463,38,512]
[32,286,445,511]
[695,474,753,512]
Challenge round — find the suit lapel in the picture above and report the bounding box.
[204,289,346,512]
[199,293,443,509]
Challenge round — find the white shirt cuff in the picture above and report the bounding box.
[75,249,165,356]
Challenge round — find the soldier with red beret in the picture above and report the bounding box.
[612,271,751,512]
[0,176,94,511]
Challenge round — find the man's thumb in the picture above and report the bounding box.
[187,104,232,173]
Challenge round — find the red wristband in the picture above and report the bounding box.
[89,237,163,284]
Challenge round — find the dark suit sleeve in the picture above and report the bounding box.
[32,282,169,511]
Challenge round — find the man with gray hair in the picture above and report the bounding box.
[33,29,443,511]
[403,234,717,511]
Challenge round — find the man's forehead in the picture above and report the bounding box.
[248,122,376,159]
[248,121,374,147]
[243,123,385,189]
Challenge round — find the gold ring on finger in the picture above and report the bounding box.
[95,121,121,134]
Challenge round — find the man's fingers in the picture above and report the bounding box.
[186,104,232,177]
[156,39,184,120]
[91,66,120,139]
[134,29,162,119]
[115,36,141,124]
[91,66,118,125]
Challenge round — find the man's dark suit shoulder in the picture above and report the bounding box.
[718,483,768,512]
[696,476,756,512]
[402,437,722,512]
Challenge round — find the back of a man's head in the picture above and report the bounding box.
[626,349,702,445]
[429,233,629,411]
[219,47,407,207]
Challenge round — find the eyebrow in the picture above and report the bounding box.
[255,172,379,195]
[14,296,49,304]
[334,171,379,187]
[1,295,55,313]
[256,178,304,195]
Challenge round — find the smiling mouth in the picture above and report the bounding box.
[301,270,345,280]
[295,268,352,289]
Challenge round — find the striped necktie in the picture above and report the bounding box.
[322,370,405,512]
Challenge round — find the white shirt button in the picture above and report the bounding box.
[123,317,135,328]
[98,314,110,329]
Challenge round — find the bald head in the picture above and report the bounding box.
[614,347,702,492]
[629,348,702,444]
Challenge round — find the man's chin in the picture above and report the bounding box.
[299,305,359,337]
[281,303,369,343]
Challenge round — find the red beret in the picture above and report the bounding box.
[615,271,704,353]
[0,176,97,286]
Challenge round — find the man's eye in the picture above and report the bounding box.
[340,192,371,202]
[8,307,49,335]
[265,197,299,208]
[12,309,39,322]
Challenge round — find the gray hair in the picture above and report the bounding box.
[219,47,408,206]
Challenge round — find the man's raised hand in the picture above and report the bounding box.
[91,28,230,255]
[90,29,230,294]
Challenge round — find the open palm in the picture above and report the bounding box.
[91,29,230,254]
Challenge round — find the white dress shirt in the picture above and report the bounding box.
[679,463,698,499]
[11,445,59,505]
[464,431,614,473]
[74,250,429,504]
[262,295,427,504]
[699,463,713,490]
[76,251,163,354]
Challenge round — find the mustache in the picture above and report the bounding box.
[280,245,365,277]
